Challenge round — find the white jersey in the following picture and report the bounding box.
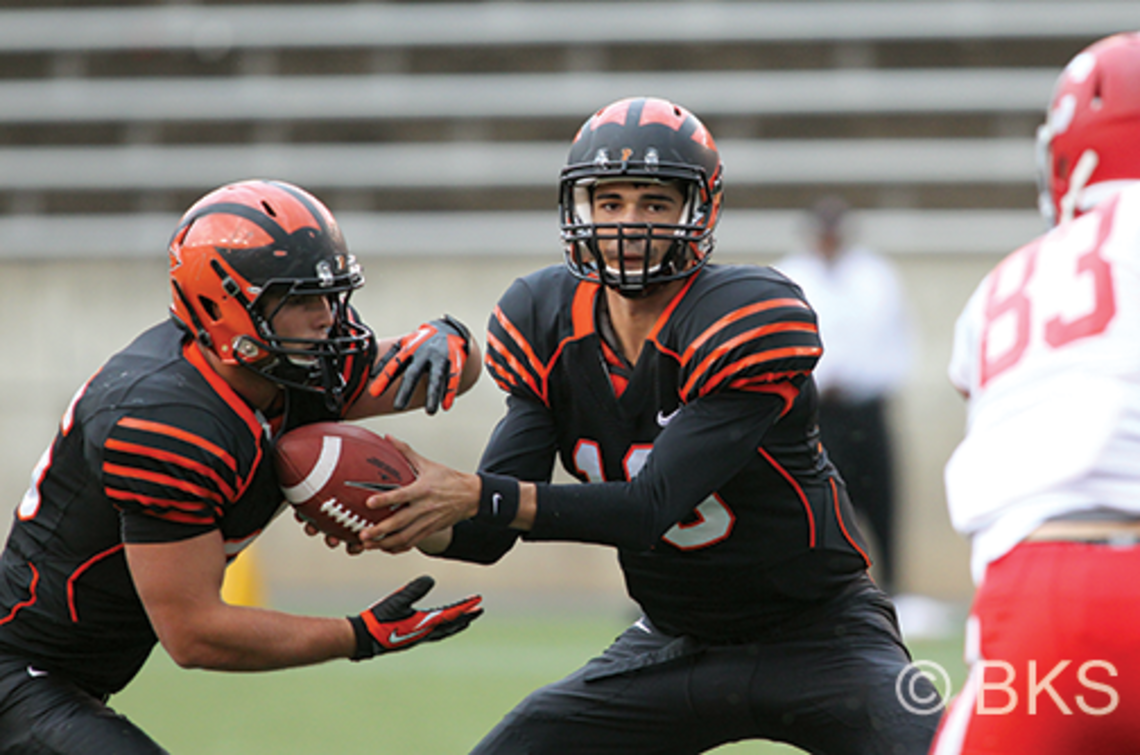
[946,184,1140,583]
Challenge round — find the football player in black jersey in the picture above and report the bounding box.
[0,180,484,753]
[357,98,940,754]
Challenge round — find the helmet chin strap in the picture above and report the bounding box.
[1058,149,1099,224]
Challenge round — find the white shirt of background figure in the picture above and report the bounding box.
[775,205,915,404]
[946,183,1140,584]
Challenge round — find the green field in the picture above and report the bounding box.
[112,611,966,754]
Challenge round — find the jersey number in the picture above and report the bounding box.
[18,379,90,521]
[572,441,735,550]
[979,199,1119,387]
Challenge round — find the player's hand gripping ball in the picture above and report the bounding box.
[274,422,416,545]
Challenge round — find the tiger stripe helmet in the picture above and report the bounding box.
[560,97,724,296]
[168,179,373,410]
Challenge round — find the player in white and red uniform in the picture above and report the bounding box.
[932,32,1140,754]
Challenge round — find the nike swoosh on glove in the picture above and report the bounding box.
[368,315,472,414]
[348,575,483,660]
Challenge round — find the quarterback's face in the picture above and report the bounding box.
[590,181,685,274]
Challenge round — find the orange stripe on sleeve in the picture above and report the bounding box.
[683,321,817,395]
[105,438,237,501]
[491,306,548,383]
[688,347,821,398]
[682,331,821,399]
[180,341,264,500]
[484,355,520,391]
[105,488,221,519]
[117,417,237,474]
[103,462,225,505]
[681,298,811,367]
[727,377,802,416]
[486,331,543,400]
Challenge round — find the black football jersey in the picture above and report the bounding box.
[0,319,373,697]
[446,264,871,642]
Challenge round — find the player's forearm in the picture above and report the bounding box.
[514,482,536,529]
[158,603,356,671]
[526,393,787,548]
[530,478,662,549]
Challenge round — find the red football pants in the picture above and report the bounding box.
[931,541,1140,754]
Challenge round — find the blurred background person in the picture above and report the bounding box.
[776,195,915,597]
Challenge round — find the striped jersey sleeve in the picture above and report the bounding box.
[101,412,244,530]
[675,284,822,404]
[484,272,577,406]
[486,306,544,403]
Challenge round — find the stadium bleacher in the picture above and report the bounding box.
[0,1,1135,259]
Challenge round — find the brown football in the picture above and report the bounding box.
[274,422,415,544]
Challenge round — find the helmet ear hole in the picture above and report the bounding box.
[198,295,222,323]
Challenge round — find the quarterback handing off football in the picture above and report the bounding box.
[274,422,416,544]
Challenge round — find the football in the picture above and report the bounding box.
[274,422,416,544]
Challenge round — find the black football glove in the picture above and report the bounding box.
[368,315,472,414]
[347,575,483,660]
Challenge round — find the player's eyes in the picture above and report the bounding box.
[285,295,333,311]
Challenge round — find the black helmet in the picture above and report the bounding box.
[559,97,724,296]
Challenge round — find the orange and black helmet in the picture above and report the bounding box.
[560,97,724,296]
[169,179,374,410]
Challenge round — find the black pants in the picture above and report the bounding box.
[469,578,939,754]
[0,657,167,755]
[818,396,898,593]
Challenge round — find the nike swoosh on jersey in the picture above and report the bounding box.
[388,610,442,645]
[656,407,681,427]
[26,665,49,678]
